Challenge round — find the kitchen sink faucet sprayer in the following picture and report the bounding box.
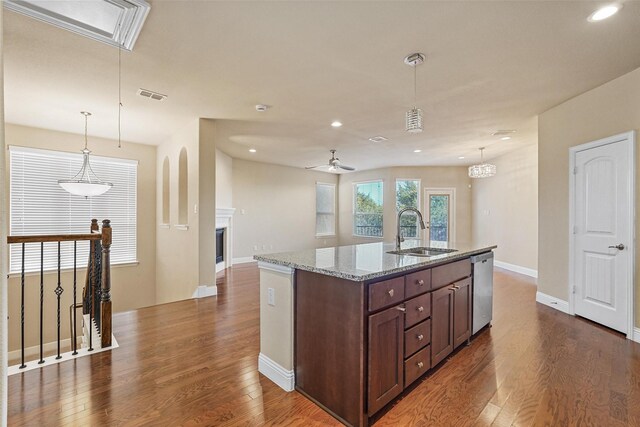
[396,207,427,251]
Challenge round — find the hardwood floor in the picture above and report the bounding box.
[8,264,640,426]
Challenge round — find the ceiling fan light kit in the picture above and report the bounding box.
[306,149,355,173]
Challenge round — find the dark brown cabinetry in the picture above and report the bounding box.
[295,255,476,427]
[367,306,404,415]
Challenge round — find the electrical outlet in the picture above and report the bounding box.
[269,244,273,250]
[241,209,246,215]
[253,245,258,251]
[262,245,266,250]
[193,204,198,214]
[267,288,275,306]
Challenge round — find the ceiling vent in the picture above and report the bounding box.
[491,130,516,136]
[4,0,150,51]
[137,88,167,101]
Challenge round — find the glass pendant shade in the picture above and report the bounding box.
[468,147,496,178]
[406,107,423,133]
[58,112,113,197]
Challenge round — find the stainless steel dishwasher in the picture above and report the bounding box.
[471,251,494,335]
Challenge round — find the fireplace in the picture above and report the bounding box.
[216,228,224,264]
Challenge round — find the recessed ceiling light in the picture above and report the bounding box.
[249,148,257,153]
[368,136,388,143]
[331,121,343,128]
[458,156,465,159]
[588,4,621,22]
[501,136,511,141]
[414,149,422,153]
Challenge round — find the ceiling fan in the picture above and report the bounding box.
[305,149,356,172]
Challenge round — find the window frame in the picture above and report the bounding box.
[352,179,384,239]
[315,182,337,238]
[395,178,422,240]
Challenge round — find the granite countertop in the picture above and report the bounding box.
[253,240,497,281]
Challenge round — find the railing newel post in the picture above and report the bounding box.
[100,219,112,348]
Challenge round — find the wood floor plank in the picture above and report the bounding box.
[8,265,640,426]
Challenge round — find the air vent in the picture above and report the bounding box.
[368,136,388,143]
[491,130,516,136]
[4,0,150,51]
[137,88,167,101]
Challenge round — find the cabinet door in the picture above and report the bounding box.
[431,285,454,367]
[368,306,404,415]
[453,277,472,348]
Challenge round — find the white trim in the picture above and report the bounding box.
[424,187,457,244]
[158,223,170,229]
[174,224,189,230]
[233,257,255,264]
[216,207,236,218]
[632,327,640,344]
[568,131,636,337]
[192,285,217,298]
[8,335,119,376]
[258,352,295,392]
[257,261,294,275]
[536,291,570,314]
[494,260,538,278]
[216,262,226,273]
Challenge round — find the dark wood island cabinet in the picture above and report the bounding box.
[295,257,475,427]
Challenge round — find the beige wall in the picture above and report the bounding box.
[155,119,200,304]
[232,159,338,259]
[472,142,538,271]
[5,124,157,351]
[216,149,233,208]
[198,119,217,288]
[538,66,640,327]
[338,166,472,246]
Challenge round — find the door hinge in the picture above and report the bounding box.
[572,286,577,294]
[573,166,578,175]
[573,226,578,234]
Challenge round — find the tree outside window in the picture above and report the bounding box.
[354,181,383,237]
[396,180,420,238]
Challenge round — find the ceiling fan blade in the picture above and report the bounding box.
[305,165,329,170]
[338,164,355,171]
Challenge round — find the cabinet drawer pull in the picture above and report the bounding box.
[417,361,424,369]
[388,289,394,297]
[417,279,424,286]
[396,306,406,312]
[417,306,424,312]
[417,334,424,341]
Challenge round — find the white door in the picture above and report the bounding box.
[424,189,456,245]
[572,133,634,334]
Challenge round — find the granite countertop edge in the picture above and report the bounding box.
[254,245,497,282]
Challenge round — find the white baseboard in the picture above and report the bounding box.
[258,353,295,392]
[233,257,255,264]
[192,285,218,298]
[632,327,640,344]
[495,260,538,278]
[536,291,570,314]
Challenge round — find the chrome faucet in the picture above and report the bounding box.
[396,207,427,251]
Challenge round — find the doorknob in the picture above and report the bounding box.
[608,243,625,250]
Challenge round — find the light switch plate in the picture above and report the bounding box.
[267,288,275,306]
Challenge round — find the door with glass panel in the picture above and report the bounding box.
[424,189,455,244]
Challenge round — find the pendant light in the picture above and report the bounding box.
[468,147,497,179]
[58,112,113,197]
[405,53,425,133]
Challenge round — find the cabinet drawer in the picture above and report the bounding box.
[404,319,430,357]
[432,259,471,289]
[404,345,431,388]
[369,277,405,312]
[404,293,431,329]
[405,269,431,298]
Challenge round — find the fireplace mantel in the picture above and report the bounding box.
[216,208,236,273]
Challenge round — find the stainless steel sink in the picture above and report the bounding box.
[387,247,458,257]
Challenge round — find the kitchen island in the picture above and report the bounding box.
[254,240,496,427]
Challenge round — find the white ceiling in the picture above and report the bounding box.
[4,1,640,171]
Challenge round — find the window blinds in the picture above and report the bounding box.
[9,146,138,273]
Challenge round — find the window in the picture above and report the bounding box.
[315,183,336,236]
[9,146,138,273]
[396,179,420,238]
[354,181,383,237]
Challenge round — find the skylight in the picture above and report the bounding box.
[4,0,150,51]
